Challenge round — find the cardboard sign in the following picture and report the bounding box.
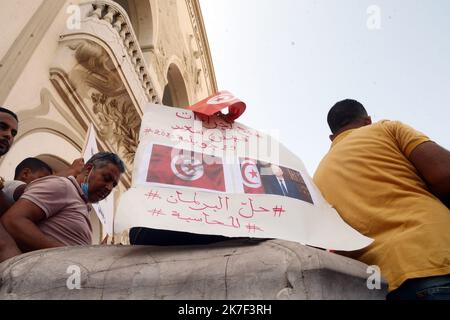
[116,104,373,251]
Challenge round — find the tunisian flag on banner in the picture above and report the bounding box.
[187,91,246,122]
[147,144,226,192]
[240,158,265,194]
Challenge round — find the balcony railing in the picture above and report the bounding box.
[77,0,160,104]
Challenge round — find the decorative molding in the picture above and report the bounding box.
[183,34,202,96]
[91,92,140,165]
[16,88,85,149]
[0,0,66,104]
[50,67,132,188]
[76,0,161,104]
[50,38,141,177]
[185,0,218,95]
[68,40,128,98]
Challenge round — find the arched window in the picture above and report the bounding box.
[162,64,189,108]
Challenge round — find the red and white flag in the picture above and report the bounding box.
[240,158,265,194]
[187,91,246,122]
[147,144,226,192]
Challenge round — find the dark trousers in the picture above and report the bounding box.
[387,274,450,300]
[129,227,231,246]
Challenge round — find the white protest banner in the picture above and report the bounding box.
[116,104,373,251]
[82,124,114,235]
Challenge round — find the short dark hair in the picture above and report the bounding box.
[86,152,125,173]
[0,107,18,122]
[327,99,368,134]
[14,157,53,180]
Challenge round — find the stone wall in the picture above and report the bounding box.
[0,240,387,300]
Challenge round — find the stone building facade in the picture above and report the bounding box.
[0,1,389,299]
[0,0,217,242]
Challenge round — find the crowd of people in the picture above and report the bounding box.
[0,107,125,263]
[0,101,449,300]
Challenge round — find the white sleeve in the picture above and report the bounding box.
[3,180,26,205]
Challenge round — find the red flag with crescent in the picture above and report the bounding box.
[187,91,246,122]
[147,144,226,192]
[240,158,265,194]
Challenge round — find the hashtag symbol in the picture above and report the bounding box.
[148,208,165,216]
[246,223,263,233]
[145,190,161,200]
[272,206,286,217]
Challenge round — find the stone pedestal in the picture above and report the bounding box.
[0,240,387,299]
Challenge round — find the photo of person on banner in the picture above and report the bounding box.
[240,158,313,204]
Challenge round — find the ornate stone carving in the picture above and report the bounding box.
[68,40,127,98]
[185,0,217,94]
[50,38,142,169]
[68,39,141,167]
[91,93,140,165]
[86,1,160,103]
[184,34,202,95]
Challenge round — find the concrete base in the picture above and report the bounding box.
[0,239,387,300]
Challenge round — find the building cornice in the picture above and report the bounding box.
[185,0,218,95]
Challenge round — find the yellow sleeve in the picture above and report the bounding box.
[382,121,430,157]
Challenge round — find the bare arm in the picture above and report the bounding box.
[0,184,26,217]
[0,191,9,217]
[13,184,26,201]
[0,222,22,263]
[409,141,450,206]
[1,199,65,252]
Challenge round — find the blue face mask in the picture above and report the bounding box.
[81,182,89,199]
[81,169,93,200]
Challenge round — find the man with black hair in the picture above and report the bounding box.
[2,157,86,212]
[1,158,53,211]
[0,107,18,157]
[1,152,125,262]
[326,99,372,141]
[314,99,450,300]
[14,157,54,183]
[0,107,22,262]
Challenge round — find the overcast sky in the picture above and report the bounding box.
[200,0,450,175]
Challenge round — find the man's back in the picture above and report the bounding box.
[314,120,450,292]
[21,175,92,246]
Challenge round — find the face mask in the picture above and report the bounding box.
[81,182,89,199]
[81,168,93,199]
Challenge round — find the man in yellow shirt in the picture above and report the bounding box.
[314,99,450,300]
